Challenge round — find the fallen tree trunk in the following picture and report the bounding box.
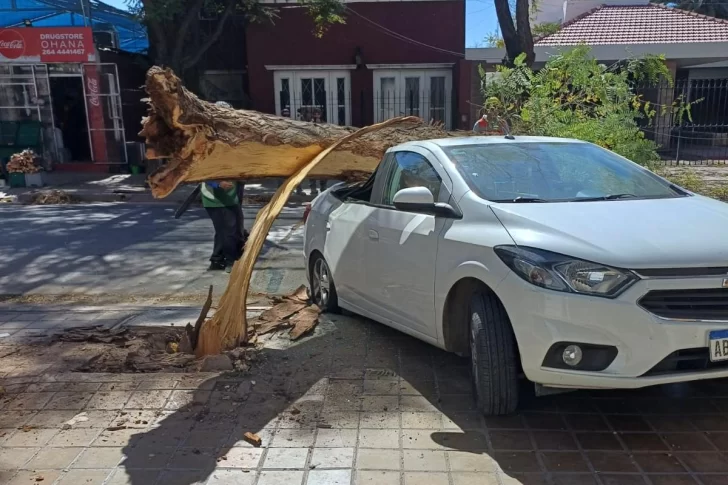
[139,66,475,356]
[140,66,468,198]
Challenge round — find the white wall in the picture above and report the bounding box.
[533,0,650,26]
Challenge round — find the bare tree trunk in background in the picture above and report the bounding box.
[493,0,535,66]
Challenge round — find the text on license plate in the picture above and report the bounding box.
[709,330,728,362]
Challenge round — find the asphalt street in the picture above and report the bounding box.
[0,203,307,300]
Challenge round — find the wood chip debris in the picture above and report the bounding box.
[243,432,262,447]
[250,285,321,340]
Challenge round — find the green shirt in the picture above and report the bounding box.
[201,182,239,208]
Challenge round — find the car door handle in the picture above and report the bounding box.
[368,229,379,241]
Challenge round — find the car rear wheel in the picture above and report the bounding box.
[311,255,339,313]
[469,289,519,415]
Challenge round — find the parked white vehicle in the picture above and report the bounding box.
[303,136,728,415]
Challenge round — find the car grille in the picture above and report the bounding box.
[643,348,728,376]
[638,288,728,320]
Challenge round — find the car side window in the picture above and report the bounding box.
[382,151,443,206]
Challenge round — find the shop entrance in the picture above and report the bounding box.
[50,76,90,162]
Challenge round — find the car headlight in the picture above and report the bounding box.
[494,246,638,298]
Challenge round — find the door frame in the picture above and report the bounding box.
[273,69,352,126]
[373,68,453,128]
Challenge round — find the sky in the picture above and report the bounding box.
[101,0,498,48]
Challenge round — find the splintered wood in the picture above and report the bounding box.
[251,286,320,340]
[138,66,473,356]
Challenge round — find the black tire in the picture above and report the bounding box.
[469,289,519,415]
[310,254,340,313]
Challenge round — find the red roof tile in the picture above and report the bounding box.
[536,4,728,46]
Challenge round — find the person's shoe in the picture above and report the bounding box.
[208,261,225,271]
[225,264,233,274]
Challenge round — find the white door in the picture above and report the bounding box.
[363,149,450,339]
[373,70,452,128]
[324,202,378,311]
[274,70,351,126]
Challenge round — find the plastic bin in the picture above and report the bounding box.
[8,173,25,188]
[25,173,43,187]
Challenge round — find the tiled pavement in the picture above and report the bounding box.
[3,312,728,484]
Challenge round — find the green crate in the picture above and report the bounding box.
[8,172,25,188]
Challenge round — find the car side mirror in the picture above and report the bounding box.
[392,187,462,219]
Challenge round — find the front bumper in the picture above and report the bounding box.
[496,271,728,389]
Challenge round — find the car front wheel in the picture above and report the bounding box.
[311,255,340,313]
[469,289,519,415]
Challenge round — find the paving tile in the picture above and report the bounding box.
[0,411,35,428]
[92,428,140,447]
[359,429,400,449]
[598,475,648,485]
[4,470,61,485]
[4,428,58,447]
[679,452,728,473]
[316,428,358,448]
[55,468,113,484]
[98,382,139,392]
[105,469,160,485]
[361,396,399,412]
[168,448,218,470]
[490,452,541,473]
[355,470,400,485]
[403,472,448,485]
[25,410,79,429]
[401,430,441,450]
[451,472,499,485]
[124,390,172,409]
[0,448,39,469]
[663,432,715,451]
[47,428,100,447]
[158,469,209,484]
[401,412,441,429]
[632,452,687,473]
[356,449,401,470]
[222,447,263,468]
[44,392,95,411]
[120,446,176,469]
[442,412,482,431]
[360,413,400,430]
[551,474,598,485]
[23,447,82,469]
[318,412,360,429]
[72,447,125,468]
[490,430,533,451]
[207,469,256,485]
[307,469,352,485]
[137,377,179,390]
[586,452,639,473]
[271,429,316,448]
[532,431,578,451]
[402,450,446,471]
[649,476,699,485]
[400,396,438,413]
[575,432,623,450]
[7,393,54,410]
[165,390,212,410]
[310,448,354,469]
[540,451,590,472]
[363,380,399,396]
[447,451,498,472]
[86,392,131,410]
[258,470,305,485]
[262,448,309,469]
[228,428,276,449]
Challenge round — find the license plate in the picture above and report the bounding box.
[709,330,728,362]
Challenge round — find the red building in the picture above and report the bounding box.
[245,0,468,130]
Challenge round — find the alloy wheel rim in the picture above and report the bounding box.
[314,259,330,307]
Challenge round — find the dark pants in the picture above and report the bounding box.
[206,205,244,265]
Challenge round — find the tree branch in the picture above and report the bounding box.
[182,1,235,70]
[493,0,520,62]
[515,0,534,65]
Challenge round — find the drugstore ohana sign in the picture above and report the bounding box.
[0,27,95,63]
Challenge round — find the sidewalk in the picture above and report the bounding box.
[2,305,728,485]
[2,173,335,205]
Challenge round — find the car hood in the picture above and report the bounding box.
[490,195,728,269]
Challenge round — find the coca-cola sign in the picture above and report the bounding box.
[0,27,94,63]
[0,30,25,60]
[87,76,100,107]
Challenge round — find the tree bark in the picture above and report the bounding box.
[140,67,467,199]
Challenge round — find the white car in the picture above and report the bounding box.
[303,136,728,415]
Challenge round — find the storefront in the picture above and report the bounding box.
[0,27,127,167]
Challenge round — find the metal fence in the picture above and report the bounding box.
[637,78,728,165]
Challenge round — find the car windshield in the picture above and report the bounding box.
[443,142,685,203]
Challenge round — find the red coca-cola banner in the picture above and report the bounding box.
[0,27,95,63]
[83,64,109,163]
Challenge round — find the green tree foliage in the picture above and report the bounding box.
[650,0,728,19]
[128,0,344,81]
[480,46,698,167]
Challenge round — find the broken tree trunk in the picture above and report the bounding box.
[140,66,468,198]
[139,66,474,356]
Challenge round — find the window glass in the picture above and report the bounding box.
[443,142,683,202]
[383,151,442,206]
